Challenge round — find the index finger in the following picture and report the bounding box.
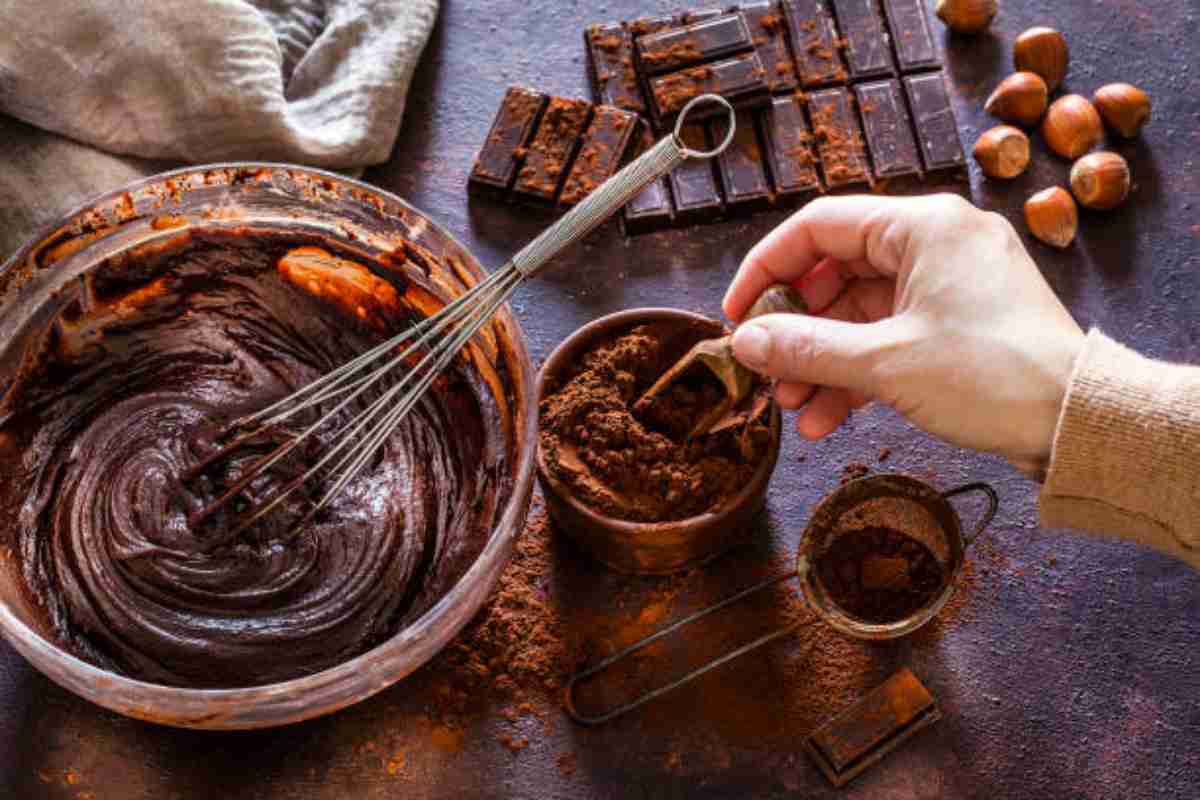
[723,195,913,321]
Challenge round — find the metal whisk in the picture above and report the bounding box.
[186,94,737,537]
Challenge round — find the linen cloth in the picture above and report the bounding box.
[1041,329,1200,569]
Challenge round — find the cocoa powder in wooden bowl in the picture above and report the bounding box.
[536,308,781,575]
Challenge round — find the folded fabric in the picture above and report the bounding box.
[0,0,439,169]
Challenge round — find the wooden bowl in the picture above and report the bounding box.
[536,308,782,575]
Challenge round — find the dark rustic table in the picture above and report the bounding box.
[2,1,1199,798]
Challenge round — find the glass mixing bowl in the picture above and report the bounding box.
[0,164,537,729]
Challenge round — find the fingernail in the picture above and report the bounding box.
[733,324,770,369]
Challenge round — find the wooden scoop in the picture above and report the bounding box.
[635,285,808,439]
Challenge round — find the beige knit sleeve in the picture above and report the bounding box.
[1040,330,1200,569]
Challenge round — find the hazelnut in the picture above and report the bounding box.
[1025,187,1078,249]
[984,72,1049,127]
[935,0,998,34]
[973,125,1031,179]
[1070,152,1131,210]
[1093,83,1152,138]
[1041,95,1103,159]
[1013,27,1069,91]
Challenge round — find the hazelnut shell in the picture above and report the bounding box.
[1025,187,1078,249]
[1093,83,1152,138]
[1070,152,1131,210]
[984,72,1049,128]
[935,0,998,34]
[1014,27,1069,91]
[973,125,1031,179]
[1042,95,1103,160]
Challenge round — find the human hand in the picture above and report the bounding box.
[724,194,1086,476]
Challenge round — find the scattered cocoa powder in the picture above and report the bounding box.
[556,752,578,776]
[540,322,769,522]
[841,461,870,484]
[814,527,946,624]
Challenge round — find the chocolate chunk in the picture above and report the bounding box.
[513,96,593,205]
[881,0,940,72]
[649,52,770,123]
[740,1,799,92]
[760,94,821,198]
[903,71,966,172]
[622,124,675,235]
[781,0,847,87]
[712,110,772,212]
[805,668,940,787]
[469,87,547,196]
[830,0,895,79]
[855,79,921,179]
[636,13,753,75]
[808,87,870,188]
[668,123,724,223]
[585,23,646,113]
[560,106,639,206]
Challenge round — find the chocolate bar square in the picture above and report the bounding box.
[513,96,593,205]
[712,109,772,212]
[760,94,821,199]
[855,79,921,179]
[669,123,724,222]
[622,125,675,235]
[469,87,547,197]
[636,13,753,75]
[740,1,799,93]
[585,23,646,114]
[560,106,639,206]
[830,0,895,79]
[781,0,847,87]
[903,71,966,172]
[882,0,940,72]
[649,52,770,123]
[808,87,870,187]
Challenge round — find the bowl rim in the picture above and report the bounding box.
[534,306,780,535]
[0,162,539,727]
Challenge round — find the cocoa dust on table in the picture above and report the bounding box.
[539,323,770,523]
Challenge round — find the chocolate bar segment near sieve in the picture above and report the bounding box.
[740,1,799,92]
[830,0,895,79]
[805,667,941,787]
[904,71,967,173]
[513,96,594,205]
[781,0,847,87]
[635,12,754,75]
[560,105,640,206]
[855,78,921,179]
[881,0,940,72]
[808,87,871,188]
[468,87,548,197]
[585,22,647,113]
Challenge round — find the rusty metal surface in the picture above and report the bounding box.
[3,0,1199,798]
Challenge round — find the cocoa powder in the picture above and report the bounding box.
[814,527,946,624]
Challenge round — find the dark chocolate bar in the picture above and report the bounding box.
[649,52,769,121]
[903,71,966,172]
[669,123,724,222]
[808,87,870,187]
[622,125,675,235]
[585,23,646,113]
[513,97,592,204]
[781,0,847,87]
[712,110,772,212]
[636,13,753,75]
[560,106,639,206]
[469,87,547,196]
[805,668,940,787]
[760,94,822,198]
[855,79,921,179]
[881,0,940,72]
[830,0,895,79]
[740,1,799,92]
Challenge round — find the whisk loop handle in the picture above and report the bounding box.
[510,94,736,278]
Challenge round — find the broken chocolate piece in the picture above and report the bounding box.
[805,668,941,787]
[881,0,940,72]
[560,106,639,206]
[855,79,921,179]
[649,52,770,123]
[781,0,847,87]
[903,71,966,172]
[760,94,822,199]
[622,125,675,235]
[585,23,646,113]
[469,87,547,196]
[740,1,799,93]
[712,110,772,212]
[669,123,724,223]
[636,13,753,75]
[808,87,870,187]
[513,96,593,205]
[830,0,895,79]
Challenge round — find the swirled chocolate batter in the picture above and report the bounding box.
[0,228,512,688]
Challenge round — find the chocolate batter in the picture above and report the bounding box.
[0,228,511,688]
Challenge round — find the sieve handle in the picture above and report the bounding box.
[941,482,1000,547]
[508,94,735,279]
[564,572,808,726]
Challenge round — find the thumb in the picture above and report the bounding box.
[730,313,908,392]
